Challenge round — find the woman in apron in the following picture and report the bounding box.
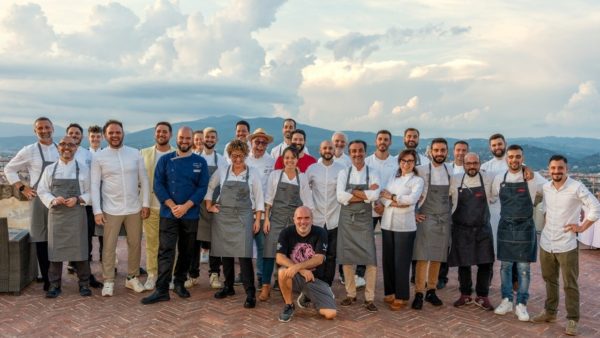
[379,149,424,310]
[259,146,314,301]
[206,140,264,308]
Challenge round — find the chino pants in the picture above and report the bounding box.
[540,247,579,321]
[102,213,143,282]
[142,208,160,277]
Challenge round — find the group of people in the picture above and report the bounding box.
[5,116,599,335]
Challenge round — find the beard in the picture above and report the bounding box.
[404,141,417,149]
[178,143,191,153]
[551,173,564,182]
[493,148,506,158]
[321,152,333,161]
[433,155,447,164]
[204,142,215,150]
[292,143,305,153]
[467,168,478,177]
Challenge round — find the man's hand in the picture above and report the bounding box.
[564,223,584,233]
[171,205,188,219]
[373,200,385,214]
[298,269,315,282]
[94,214,106,226]
[253,219,260,234]
[52,196,66,207]
[416,213,426,223]
[523,166,534,181]
[21,186,37,200]
[369,183,379,191]
[207,204,220,213]
[263,219,271,234]
[284,265,301,279]
[64,197,78,208]
[141,207,150,219]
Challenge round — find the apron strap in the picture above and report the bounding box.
[33,143,50,189]
[295,168,300,186]
[366,165,370,186]
[214,152,219,169]
[478,172,488,200]
[224,165,232,182]
[502,171,508,184]
[345,166,353,189]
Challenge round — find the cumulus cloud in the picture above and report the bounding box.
[546,81,600,126]
[0,3,57,54]
[409,59,488,81]
[392,96,419,116]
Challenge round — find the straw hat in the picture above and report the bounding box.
[248,128,274,144]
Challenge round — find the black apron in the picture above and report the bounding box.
[211,166,254,258]
[47,161,88,262]
[497,172,537,262]
[448,173,495,267]
[413,164,452,262]
[336,166,377,266]
[264,169,303,258]
[197,152,220,241]
[30,143,56,242]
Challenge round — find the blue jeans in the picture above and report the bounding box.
[500,261,530,305]
[253,231,264,278]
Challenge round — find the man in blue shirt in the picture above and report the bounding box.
[142,126,209,304]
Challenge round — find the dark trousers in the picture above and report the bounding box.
[188,240,222,278]
[353,216,380,278]
[458,263,493,297]
[382,229,416,300]
[323,226,338,286]
[156,217,197,292]
[438,262,449,283]
[49,261,90,287]
[85,206,103,261]
[222,257,255,296]
[35,241,50,286]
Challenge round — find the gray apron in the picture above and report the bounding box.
[47,161,88,262]
[29,143,55,242]
[210,166,254,258]
[197,152,220,241]
[336,166,377,266]
[263,169,302,258]
[413,164,452,262]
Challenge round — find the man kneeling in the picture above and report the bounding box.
[276,206,337,322]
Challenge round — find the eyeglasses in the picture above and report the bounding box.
[464,161,480,166]
[253,141,268,146]
[58,143,77,148]
[400,159,415,165]
[230,154,246,160]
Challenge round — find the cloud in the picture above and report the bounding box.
[0,3,57,54]
[546,81,600,126]
[409,59,488,81]
[392,96,419,115]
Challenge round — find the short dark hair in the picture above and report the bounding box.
[103,119,123,135]
[33,117,52,127]
[291,129,306,140]
[88,125,101,134]
[66,123,83,134]
[507,144,523,152]
[193,130,203,136]
[454,140,469,149]
[155,121,172,133]
[236,120,250,131]
[282,146,299,159]
[376,129,392,139]
[283,118,297,128]
[488,133,505,143]
[396,149,419,176]
[430,137,447,148]
[548,154,568,164]
[404,127,419,137]
[348,139,367,151]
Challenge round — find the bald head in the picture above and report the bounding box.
[294,206,313,236]
[176,126,193,154]
[319,140,334,162]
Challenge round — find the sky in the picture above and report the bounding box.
[0,0,598,138]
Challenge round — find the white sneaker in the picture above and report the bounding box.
[515,303,530,321]
[184,276,201,289]
[144,274,157,291]
[494,298,513,315]
[102,281,114,297]
[210,273,223,289]
[200,250,209,264]
[355,275,366,288]
[125,277,145,293]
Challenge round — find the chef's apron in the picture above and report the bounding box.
[210,166,254,258]
[413,164,452,262]
[263,169,302,258]
[29,143,55,242]
[197,152,220,241]
[47,161,88,262]
[448,173,495,267]
[336,166,377,266]
[497,172,537,262]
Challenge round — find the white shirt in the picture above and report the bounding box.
[222,140,252,164]
[381,173,424,232]
[417,153,430,166]
[491,170,547,204]
[89,147,102,154]
[246,153,275,192]
[264,170,314,210]
[450,172,494,214]
[4,142,59,187]
[416,162,453,208]
[319,153,351,167]
[201,150,228,169]
[38,159,91,208]
[452,163,464,174]
[205,166,264,211]
[150,149,171,209]
[91,146,150,216]
[366,153,398,216]
[74,147,93,168]
[336,164,381,205]
[270,141,310,159]
[481,156,507,175]
[541,177,600,253]
[306,161,346,229]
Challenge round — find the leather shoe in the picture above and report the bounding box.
[214,286,235,299]
[141,291,170,304]
[79,286,92,297]
[244,296,256,308]
[46,286,62,298]
[173,284,190,298]
[89,275,103,289]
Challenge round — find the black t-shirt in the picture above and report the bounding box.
[277,225,328,280]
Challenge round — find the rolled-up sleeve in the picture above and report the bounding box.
[250,168,265,211]
[336,168,353,205]
[580,185,600,222]
[363,170,381,202]
[37,165,54,208]
[205,168,222,201]
[4,147,29,185]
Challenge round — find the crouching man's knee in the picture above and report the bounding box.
[319,308,336,320]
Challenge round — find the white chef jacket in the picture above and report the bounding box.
[336,164,381,205]
[381,173,424,232]
[74,147,93,168]
[246,153,275,192]
[319,153,351,167]
[366,153,398,217]
[452,163,464,174]
[264,169,314,210]
[541,177,600,253]
[38,159,91,208]
[91,146,150,216]
[481,156,507,175]
[201,150,229,169]
[4,142,59,187]
[205,165,264,212]
[306,161,346,229]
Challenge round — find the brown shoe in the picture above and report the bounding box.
[340,297,357,306]
[531,310,557,323]
[383,295,395,304]
[364,301,378,312]
[258,284,271,301]
[389,299,406,311]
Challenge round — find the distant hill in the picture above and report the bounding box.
[1,116,600,172]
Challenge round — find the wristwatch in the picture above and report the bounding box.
[18,185,26,192]
[391,194,397,201]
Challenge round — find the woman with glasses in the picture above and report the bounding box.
[379,149,424,310]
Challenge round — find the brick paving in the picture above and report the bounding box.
[1,236,600,337]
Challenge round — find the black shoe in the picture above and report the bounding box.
[412,292,423,310]
[43,281,50,292]
[278,304,295,322]
[89,275,103,289]
[139,267,147,276]
[79,286,92,297]
[425,289,443,306]
[244,296,256,308]
[173,284,190,298]
[46,286,62,298]
[141,291,170,304]
[214,286,235,299]
[436,279,447,290]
